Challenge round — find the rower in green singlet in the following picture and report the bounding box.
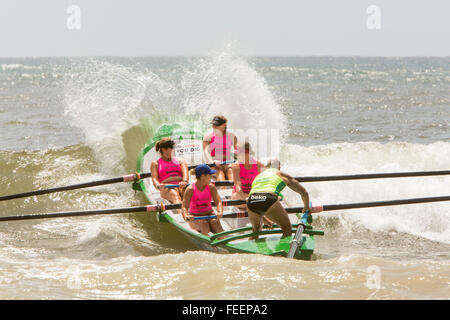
[246,159,311,238]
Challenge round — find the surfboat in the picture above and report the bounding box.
[133,123,324,260]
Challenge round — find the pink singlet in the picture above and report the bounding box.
[233,159,259,194]
[210,130,233,161]
[189,183,213,215]
[157,157,182,182]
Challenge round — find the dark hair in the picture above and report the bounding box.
[155,137,175,153]
[211,115,227,126]
[237,141,252,154]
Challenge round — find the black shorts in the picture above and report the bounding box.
[247,193,279,216]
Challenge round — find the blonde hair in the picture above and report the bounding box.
[266,158,280,169]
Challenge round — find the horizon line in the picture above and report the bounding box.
[1,54,449,59]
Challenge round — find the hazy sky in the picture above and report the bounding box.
[0,0,449,57]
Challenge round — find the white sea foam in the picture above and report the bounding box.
[282,141,450,243]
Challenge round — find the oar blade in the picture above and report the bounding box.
[287,211,311,259]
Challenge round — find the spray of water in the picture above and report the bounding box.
[64,50,286,173]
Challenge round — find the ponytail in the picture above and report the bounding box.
[155,138,175,154]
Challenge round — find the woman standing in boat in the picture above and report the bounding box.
[203,115,237,181]
[150,138,189,207]
[246,159,311,238]
[181,164,224,236]
[231,141,265,208]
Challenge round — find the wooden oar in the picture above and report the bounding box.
[0,199,247,222]
[0,161,234,202]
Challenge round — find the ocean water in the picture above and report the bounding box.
[0,52,449,300]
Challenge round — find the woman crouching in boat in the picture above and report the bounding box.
[231,141,265,208]
[247,159,311,238]
[150,137,189,209]
[181,164,224,236]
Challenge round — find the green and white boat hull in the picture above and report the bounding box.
[134,123,324,260]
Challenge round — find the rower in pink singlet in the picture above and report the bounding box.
[157,157,182,182]
[182,164,224,236]
[150,138,188,209]
[209,129,233,162]
[202,115,237,181]
[231,141,265,215]
[232,157,259,194]
[189,182,213,215]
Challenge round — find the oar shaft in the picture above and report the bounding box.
[296,170,450,182]
[0,199,247,222]
[0,206,149,222]
[213,170,450,187]
[0,173,150,202]
[201,195,450,220]
[285,195,450,214]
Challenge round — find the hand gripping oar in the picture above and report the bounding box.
[0,199,247,222]
[0,161,235,202]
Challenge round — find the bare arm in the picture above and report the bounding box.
[181,187,194,221]
[180,159,189,181]
[279,171,311,212]
[202,133,214,164]
[256,160,265,173]
[233,134,238,159]
[150,161,161,189]
[210,184,223,218]
[232,163,242,193]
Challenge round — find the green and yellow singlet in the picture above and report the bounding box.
[249,168,286,198]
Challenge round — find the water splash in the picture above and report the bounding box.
[63,51,286,173]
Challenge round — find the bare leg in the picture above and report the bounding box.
[214,165,226,181]
[160,188,183,214]
[264,200,292,238]
[231,190,248,210]
[223,164,233,180]
[208,218,225,235]
[248,209,263,239]
[190,220,212,236]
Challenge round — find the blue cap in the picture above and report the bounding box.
[195,164,216,176]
